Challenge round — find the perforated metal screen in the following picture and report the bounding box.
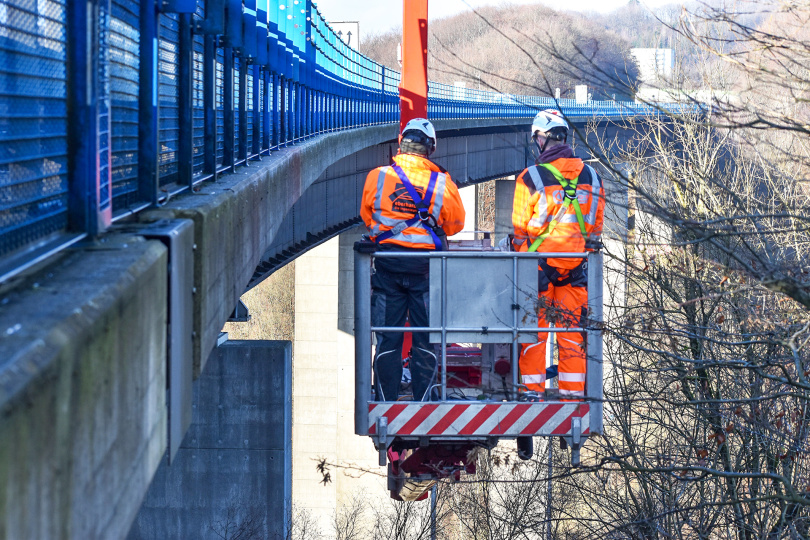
[233,56,240,159]
[0,0,69,257]
[110,0,140,211]
[216,48,224,166]
[158,13,179,186]
[246,69,253,155]
[192,34,204,176]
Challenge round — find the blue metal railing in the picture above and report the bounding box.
[0,0,691,280]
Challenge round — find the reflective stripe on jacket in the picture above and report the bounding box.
[512,156,605,269]
[361,153,465,250]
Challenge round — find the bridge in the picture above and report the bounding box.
[0,1,687,538]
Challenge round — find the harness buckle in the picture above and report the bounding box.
[418,209,437,227]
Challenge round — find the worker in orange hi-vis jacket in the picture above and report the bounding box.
[361,118,466,402]
[511,109,605,400]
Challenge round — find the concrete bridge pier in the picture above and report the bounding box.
[127,341,292,540]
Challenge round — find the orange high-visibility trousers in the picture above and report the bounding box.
[519,276,587,399]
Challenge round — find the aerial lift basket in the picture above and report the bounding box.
[354,243,604,499]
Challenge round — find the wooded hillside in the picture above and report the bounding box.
[360,2,679,100]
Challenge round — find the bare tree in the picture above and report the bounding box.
[370,490,451,540]
[332,494,367,540]
[209,505,262,540]
[353,2,810,538]
[286,505,324,540]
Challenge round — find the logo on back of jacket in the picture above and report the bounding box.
[551,190,591,205]
[389,182,424,213]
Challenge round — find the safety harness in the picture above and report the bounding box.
[527,163,588,253]
[373,164,446,251]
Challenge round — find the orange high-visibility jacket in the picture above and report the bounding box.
[512,157,605,269]
[361,153,465,250]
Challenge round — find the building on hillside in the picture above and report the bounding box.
[630,48,674,85]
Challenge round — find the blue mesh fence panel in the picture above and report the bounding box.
[256,73,262,152]
[192,33,204,175]
[216,47,223,165]
[158,12,179,186]
[109,0,139,211]
[0,0,69,257]
[192,0,204,175]
[233,56,239,158]
[246,69,252,155]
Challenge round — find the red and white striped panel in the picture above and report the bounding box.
[368,402,590,437]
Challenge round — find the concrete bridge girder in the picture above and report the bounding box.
[249,121,534,291]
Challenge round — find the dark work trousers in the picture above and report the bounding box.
[371,267,437,401]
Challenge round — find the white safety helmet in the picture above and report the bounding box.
[401,118,437,155]
[531,109,569,142]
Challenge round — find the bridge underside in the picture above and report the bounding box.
[247,119,633,291]
[247,123,532,291]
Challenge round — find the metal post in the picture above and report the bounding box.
[546,439,552,539]
[67,0,112,234]
[279,76,287,146]
[272,72,279,148]
[440,256,447,400]
[586,250,604,434]
[430,485,437,540]
[178,13,193,185]
[292,82,299,141]
[138,0,159,204]
[252,64,262,157]
[354,250,372,435]
[262,69,270,152]
[546,329,555,538]
[203,34,217,178]
[511,254,519,394]
[223,47,235,168]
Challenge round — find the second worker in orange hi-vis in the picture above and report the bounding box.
[361,118,465,402]
[511,109,605,400]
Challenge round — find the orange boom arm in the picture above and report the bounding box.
[399,0,429,131]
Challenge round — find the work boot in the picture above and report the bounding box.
[518,390,545,402]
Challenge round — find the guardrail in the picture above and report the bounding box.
[0,0,686,282]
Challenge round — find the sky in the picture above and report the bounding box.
[310,0,676,38]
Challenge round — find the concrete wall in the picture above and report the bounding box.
[0,236,168,540]
[292,232,385,534]
[494,177,516,244]
[128,340,292,540]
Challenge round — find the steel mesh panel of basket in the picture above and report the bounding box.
[0,0,69,257]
